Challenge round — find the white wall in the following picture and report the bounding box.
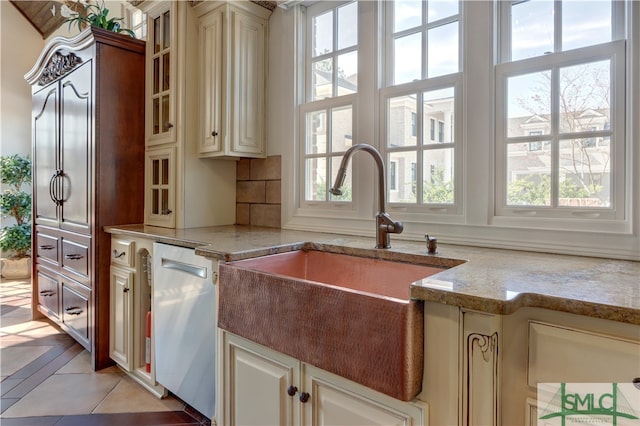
[0,1,43,158]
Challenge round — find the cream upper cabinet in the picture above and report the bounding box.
[138,1,238,230]
[220,331,426,426]
[195,1,269,158]
[144,1,177,146]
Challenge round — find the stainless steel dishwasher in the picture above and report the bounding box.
[153,243,215,419]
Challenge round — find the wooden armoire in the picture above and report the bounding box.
[25,27,145,370]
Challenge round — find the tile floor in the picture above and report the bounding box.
[1,278,209,425]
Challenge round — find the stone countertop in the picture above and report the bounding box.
[105,224,640,325]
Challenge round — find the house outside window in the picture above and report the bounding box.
[382,1,460,208]
[301,1,357,203]
[282,0,638,259]
[496,0,625,217]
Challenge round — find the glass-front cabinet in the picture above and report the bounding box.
[146,1,176,145]
[145,147,175,227]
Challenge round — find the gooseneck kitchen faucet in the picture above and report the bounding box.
[330,143,404,249]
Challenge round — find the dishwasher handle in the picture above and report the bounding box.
[161,258,208,279]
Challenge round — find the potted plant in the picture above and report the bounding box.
[0,154,32,279]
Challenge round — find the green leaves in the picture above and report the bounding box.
[62,0,137,38]
[0,224,31,259]
[0,154,31,191]
[1,154,31,259]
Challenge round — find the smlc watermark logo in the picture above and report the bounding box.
[538,383,640,425]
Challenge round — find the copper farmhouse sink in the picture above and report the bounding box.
[217,248,448,401]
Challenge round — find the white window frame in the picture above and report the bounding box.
[494,0,628,232]
[296,1,366,225]
[277,0,640,259]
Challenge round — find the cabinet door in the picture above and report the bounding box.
[61,278,91,351]
[36,266,60,319]
[302,364,426,426]
[59,61,92,234]
[144,147,175,227]
[146,2,177,146]
[230,7,265,157]
[222,332,298,426]
[32,83,60,227]
[110,266,133,370]
[198,7,224,155]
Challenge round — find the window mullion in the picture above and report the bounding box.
[554,0,562,53]
[416,91,425,205]
[551,66,560,208]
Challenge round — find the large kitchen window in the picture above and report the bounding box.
[495,0,626,225]
[284,0,638,258]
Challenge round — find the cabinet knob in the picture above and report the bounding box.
[286,386,297,397]
[633,377,640,390]
[211,131,218,137]
[299,392,310,403]
[123,287,130,293]
[166,122,174,129]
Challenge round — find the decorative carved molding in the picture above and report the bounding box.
[466,332,499,426]
[251,1,277,11]
[38,52,83,86]
[187,0,277,11]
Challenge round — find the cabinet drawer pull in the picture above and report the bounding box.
[113,249,126,259]
[299,392,310,403]
[65,253,84,260]
[39,244,55,250]
[39,290,54,297]
[65,306,83,316]
[286,386,297,397]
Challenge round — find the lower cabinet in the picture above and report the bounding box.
[221,331,427,426]
[35,264,91,351]
[108,235,166,398]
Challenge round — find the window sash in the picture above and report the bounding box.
[495,40,626,221]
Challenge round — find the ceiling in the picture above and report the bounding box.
[10,1,278,40]
[10,1,67,39]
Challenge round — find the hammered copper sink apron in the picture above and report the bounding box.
[217,249,446,402]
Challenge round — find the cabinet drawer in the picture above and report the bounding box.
[36,232,59,265]
[111,239,135,267]
[528,321,640,385]
[62,280,90,350]
[61,238,89,279]
[36,268,60,319]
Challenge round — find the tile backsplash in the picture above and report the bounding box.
[236,156,281,227]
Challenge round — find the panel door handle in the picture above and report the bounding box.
[65,306,83,315]
[287,386,297,397]
[65,253,84,260]
[49,169,63,205]
[161,258,207,279]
